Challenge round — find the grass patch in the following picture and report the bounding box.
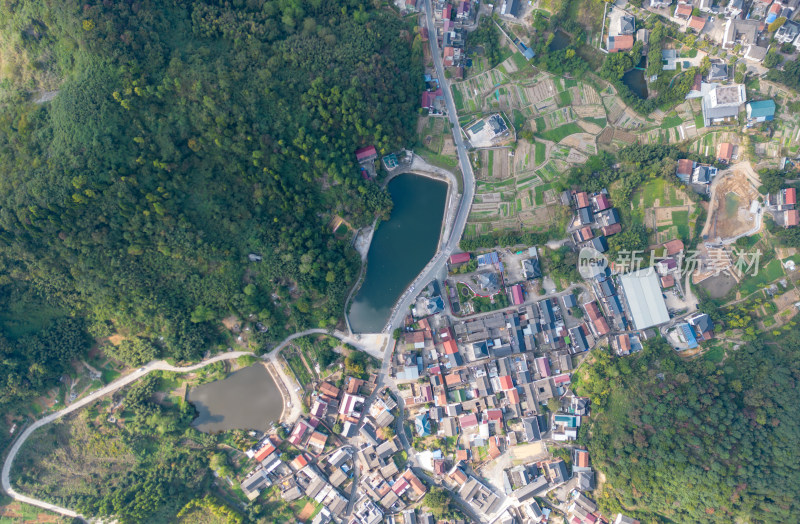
[564,78,578,88]
[510,51,530,70]
[694,113,704,129]
[535,122,582,143]
[642,178,666,208]
[660,114,683,129]
[739,259,785,296]
[672,210,690,240]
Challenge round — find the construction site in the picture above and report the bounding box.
[703,167,761,243]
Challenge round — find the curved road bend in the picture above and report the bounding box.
[1,328,378,521]
[383,0,477,334]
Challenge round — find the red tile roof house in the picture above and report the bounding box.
[511,284,525,305]
[307,431,327,453]
[442,338,459,355]
[485,408,503,423]
[443,46,455,67]
[593,194,611,212]
[688,16,706,33]
[602,223,622,236]
[459,413,479,429]
[675,2,692,18]
[664,238,685,257]
[676,158,694,178]
[785,188,797,206]
[786,210,799,227]
[499,375,515,390]
[575,191,591,208]
[449,252,471,265]
[607,35,635,53]
[355,145,377,163]
[717,142,733,163]
[575,449,590,468]
[254,442,276,462]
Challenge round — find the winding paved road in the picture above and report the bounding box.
[382,0,476,334]
[1,328,385,521]
[1,351,253,520]
[5,3,477,518]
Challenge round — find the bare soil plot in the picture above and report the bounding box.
[559,133,597,154]
[577,120,603,135]
[574,104,606,119]
[707,169,760,240]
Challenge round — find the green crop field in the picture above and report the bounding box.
[452,86,465,111]
[534,182,554,206]
[536,122,582,143]
[535,117,546,132]
[694,113,704,129]
[564,78,577,88]
[558,90,573,107]
[487,150,494,176]
[661,114,684,129]
[585,117,607,128]
[672,210,689,240]
[534,141,546,165]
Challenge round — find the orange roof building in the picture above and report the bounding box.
[717,142,733,162]
[688,16,706,32]
[442,338,459,355]
[254,443,276,462]
[575,449,590,468]
[664,239,685,256]
[608,34,634,52]
[319,382,340,398]
[675,2,692,18]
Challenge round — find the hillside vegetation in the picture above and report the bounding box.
[0,0,422,405]
[577,335,800,523]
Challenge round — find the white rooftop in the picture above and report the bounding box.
[619,268,670,330]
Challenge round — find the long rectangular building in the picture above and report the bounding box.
[619,268,670,330]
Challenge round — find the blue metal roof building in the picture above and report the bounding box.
[679,323,698,349]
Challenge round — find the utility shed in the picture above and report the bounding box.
[619,268,670,330]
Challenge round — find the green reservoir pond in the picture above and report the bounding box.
[348,174,447,333]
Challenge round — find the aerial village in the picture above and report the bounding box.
[229,0,800,522]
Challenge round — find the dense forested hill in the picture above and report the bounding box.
[0,0,422,404]
[577,335,800,523]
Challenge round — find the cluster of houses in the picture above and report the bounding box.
[395,306,600,518]
[431,0,476,71]
[238,375,436,523]
[568,189,620,253]
[656,0,800,62]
